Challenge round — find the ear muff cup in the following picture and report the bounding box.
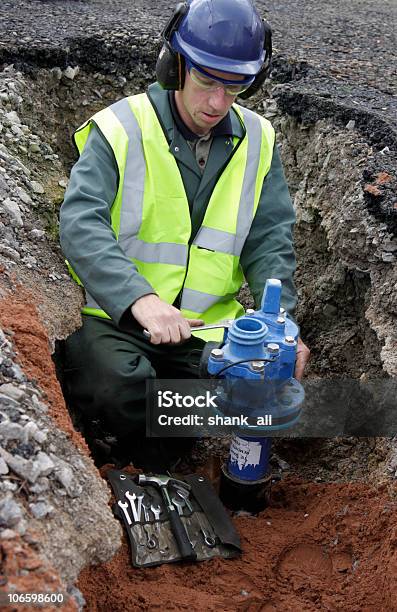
[156,43,186,91]
[156,1,189,90]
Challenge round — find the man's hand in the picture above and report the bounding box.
[131,294,204,344]
[295,337,310,380]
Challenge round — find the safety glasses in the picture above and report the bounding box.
[186,59,255,97]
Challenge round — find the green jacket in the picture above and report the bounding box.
[60,82,297,328]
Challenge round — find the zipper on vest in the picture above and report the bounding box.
[174,134,245,312]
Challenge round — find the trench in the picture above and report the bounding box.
[1,47,397,610]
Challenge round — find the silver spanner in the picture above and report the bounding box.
[196,513,216,548]
[137,494,144,521]
[142,498,152,522]
[143,319,234,339]
[150,504,161,521]
[171,496,185,517]
[175,487,194,513]
[117,500,132,526]
[143,525,157,549]
[125,490,140,522]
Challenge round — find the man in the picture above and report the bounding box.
[60,0,310,467]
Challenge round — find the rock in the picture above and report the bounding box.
[10,363,25,382]
[29,501,54,519]
[277,458,291,471]
[50,453,82,497]
[11,124,23,137]
[0,457,9,474]
[0,383,25,401]
[0,420,25,442]
[0,480,18,492]
[29,228,45,240]
[16,187,32,205]
[31,180,44,194]
[0,447,53,483]
[0,528,18,539]
[29,142,41,153]
[67,586,86,612]
[31,394,48,413]
[34,451,55,476]
[58,178,68,189]
[22,421,39,443]
[5,111,21,125]
[15,519,27,536]
[29,477,49,493]
[0,494,24,527]
[64,66,80,80]
[346,120,355,130]
[0,400,21,420]
[34,429,47,444]
[51,67,63,80]
[0,245,20,262]
[2,197,23,227]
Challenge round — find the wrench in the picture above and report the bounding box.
[195,513,217,548]
[137,494,144,521]
[143,319,234,339]
[150,504,161,521]
[175,487,194,513]
[172,496,185,517]
[117,500,132,526]
[125,490,140,522]
[142,498,152,522]
[143,524,157,549]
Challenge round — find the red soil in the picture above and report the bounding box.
[2,292,397,611]
[0,292,88,453]
[78,476,397,611]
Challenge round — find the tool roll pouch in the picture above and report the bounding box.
[107,469,241,568]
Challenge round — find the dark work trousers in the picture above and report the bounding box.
[63,315,206,468]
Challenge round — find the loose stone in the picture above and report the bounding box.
[0,494,24,527]
[0,383,25,401]
[31,180,44,194]
[29,501,54,519]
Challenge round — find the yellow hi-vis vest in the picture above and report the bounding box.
[70,93,275,340]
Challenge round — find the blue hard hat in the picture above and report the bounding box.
[171,0,265,77]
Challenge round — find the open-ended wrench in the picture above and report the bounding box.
[172,496,185,517]
[143,319,234,339]
[150,504,161,521]
[118,500,132,526]
[142,498,152,522]
[125,491,140,522]
[175,487,194,513]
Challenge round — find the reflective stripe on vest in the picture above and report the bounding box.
[71,93,275,336]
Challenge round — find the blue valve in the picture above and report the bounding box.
[208,279,304,491]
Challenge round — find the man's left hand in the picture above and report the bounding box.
[295,337,310,380]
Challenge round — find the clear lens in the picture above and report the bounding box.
[189,67,252,96]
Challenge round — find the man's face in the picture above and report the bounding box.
[175,66,246,136]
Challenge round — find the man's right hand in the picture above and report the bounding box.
[131,294,204,345]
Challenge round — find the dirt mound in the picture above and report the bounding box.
[78,477,397,611]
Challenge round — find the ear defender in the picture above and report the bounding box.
[156,2,272,99]
[156,2,189,90]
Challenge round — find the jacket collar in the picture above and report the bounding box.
[147,82,244,144]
